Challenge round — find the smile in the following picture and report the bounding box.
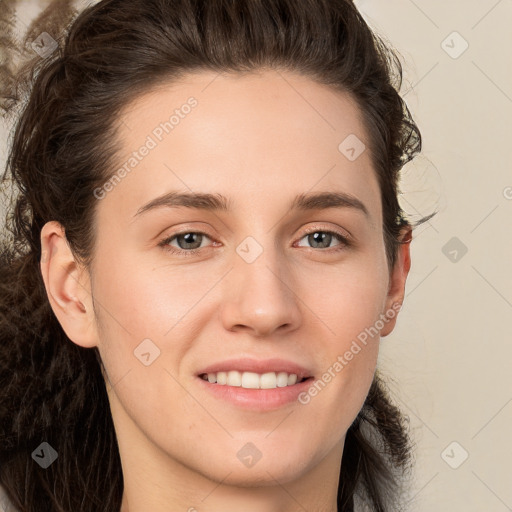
[199,370,309,389]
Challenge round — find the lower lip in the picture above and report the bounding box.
[196,376,315,411]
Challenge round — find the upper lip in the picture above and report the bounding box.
[197,358,313,381]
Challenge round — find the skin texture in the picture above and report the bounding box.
[40,69,411,512]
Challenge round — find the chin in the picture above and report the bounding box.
[190,440,321,488]
[206,459,313,488]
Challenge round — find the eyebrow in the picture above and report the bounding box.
[133,190,370,219]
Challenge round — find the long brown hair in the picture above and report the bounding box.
[0,0,435,510]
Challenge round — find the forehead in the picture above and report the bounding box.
[100,69,381,228]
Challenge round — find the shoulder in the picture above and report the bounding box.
[0,484,18,512]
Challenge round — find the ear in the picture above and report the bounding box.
[380,226,412,337]
[40,221,98,348]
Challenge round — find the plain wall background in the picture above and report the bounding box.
[1,1,511,510]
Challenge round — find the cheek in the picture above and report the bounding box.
[90,253,172,382]
[92,250,189,338]
[311,252,389,343]
[90,253,219,405]
[300,255,387,429]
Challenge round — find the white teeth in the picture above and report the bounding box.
[227,370,242,387]
[201,370,303,389]
[287,373,297,386]
[260,372,277,389]
[241,372,260,389]
[276,371,289,387]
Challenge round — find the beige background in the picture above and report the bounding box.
[1,1,512,511]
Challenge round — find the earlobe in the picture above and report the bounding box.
[40,221,98,348]
[380,227,412,338]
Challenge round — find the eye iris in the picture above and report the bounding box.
[178,233,202,249]
[309,232,331,249]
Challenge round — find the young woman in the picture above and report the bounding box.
[0,0,435,510]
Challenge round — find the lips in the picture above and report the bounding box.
[196,357,313,381]
[195,359,316,411]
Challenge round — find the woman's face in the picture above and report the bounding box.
[42,69,410,507]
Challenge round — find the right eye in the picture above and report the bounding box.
[158,231,217,256]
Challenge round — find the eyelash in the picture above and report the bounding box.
[157,226,352,257]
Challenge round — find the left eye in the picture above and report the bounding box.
[295,229,349,250]
[158,229,350,255]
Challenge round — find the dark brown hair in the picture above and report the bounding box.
[0,0,436,510]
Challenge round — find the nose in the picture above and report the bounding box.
[219,247,303,338]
